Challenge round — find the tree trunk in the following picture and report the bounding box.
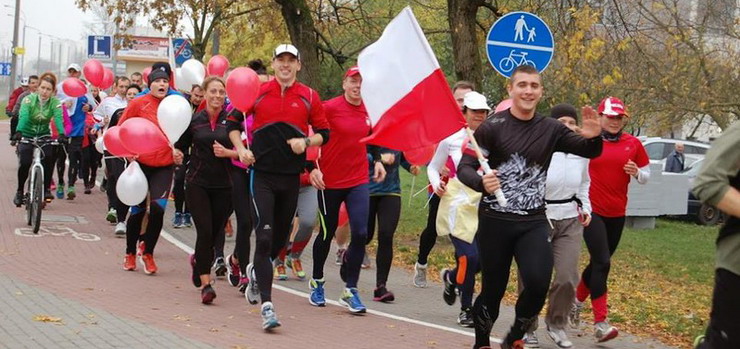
[276,0,322,90]
[447,0,483,89]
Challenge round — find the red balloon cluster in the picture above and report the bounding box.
[103,118,170,158]
[82,59,116,90]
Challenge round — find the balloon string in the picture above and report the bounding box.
[408,175,415,208]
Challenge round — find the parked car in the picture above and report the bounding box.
[683,159,726,225]
[640,137,710,170]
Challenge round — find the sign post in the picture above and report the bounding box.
[486,12,555,78]
[87,35,113,60]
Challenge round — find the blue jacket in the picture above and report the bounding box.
[367,146,412,196]
[68,96,89,137]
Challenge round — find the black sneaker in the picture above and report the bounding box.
[44,190,54,203]
[373,285,395,303]
[458,307,474,327]
[201,284,216,304]
[441,268,457,305]
[13,191,23,207]
[213,257,227,277]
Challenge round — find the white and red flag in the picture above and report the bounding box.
[358,7,466,151]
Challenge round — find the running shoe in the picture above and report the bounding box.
[501,340,525,349]
[190,254,201,287]
[123,254,136,271]
[183,213,193,227]
[413,262,428,288]
[67,186,76,200]
[201,284,216,304]
[361,253,371,269]
[546,326,573,348]
[372,285,395,303]
[139,253,157,274]
[84,184,92,194]
[335,248,346,265]
[225,254,241,287]
[172,212,183,228]
[339,287,366,314]
[55,187,64,199]
[44,190,53,203]
[13,191,22,207]
[308,278,326,307]
[238,276,249,294]
[213,257,227,277]
[458,307,474,327]
[114,222,126,237]
[106,208,117,224]
[569,300,583,328]
[523,331,540,348]
[594,321,618,343]
[261,301,281,330]
[244,263,260,305]
[274,263,288,281]
[286,256,306,279]
[441,268,457,306]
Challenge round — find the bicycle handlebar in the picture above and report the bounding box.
[19,137,62,146]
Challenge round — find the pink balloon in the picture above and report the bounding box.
[494,98,513,113]
[404,144,437,166]
[83,59,105,87]
[100,69,115,90]
[103,126,135,157]
[62,78,87,98]
[226,67,260,112]
[207,54,230,77]
[142,67,152,85]
[118,118,170,155]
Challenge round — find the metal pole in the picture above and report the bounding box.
[8,0,21,97]
[20,22,26,77]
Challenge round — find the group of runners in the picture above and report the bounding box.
[8,40,737,349]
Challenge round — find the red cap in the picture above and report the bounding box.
[344,66,360,78]
[597,96,628,117]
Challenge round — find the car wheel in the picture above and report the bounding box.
[697,204,720,226]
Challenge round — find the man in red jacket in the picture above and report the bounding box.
[7,77,29,143]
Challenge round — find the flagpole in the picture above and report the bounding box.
[465,127,507,207]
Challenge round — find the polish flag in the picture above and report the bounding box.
[358,7,466,151]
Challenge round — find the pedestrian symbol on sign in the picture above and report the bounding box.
[486,12,555,78]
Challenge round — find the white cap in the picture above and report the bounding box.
[463,91,491,111]
[20,77,29,86]
[67,63,81,72]
[273,44,300,59]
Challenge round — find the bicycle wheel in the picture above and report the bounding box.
[499,57,515,73]
[31,166,43,234]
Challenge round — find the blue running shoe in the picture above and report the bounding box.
[339,287,366,314]
[261,301,281,330]
[173,212,183,228]
[308,278,326,307]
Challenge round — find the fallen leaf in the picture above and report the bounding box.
[33,315,63,323]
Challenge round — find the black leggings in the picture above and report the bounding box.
[17,143,56,193]
[313,184,370,288]
[66,136,83,187]
[251,170,300,303]
[230,166,252,274]
[104,154,128,223]
[581,214,625,299]
[187,183,232,276]
[81,145,101,187]
[417,193,440,265]
[125,164,174,255]
[366,195,401,287]
[697,268,740,349]
[473,216,553,348]
[55,144,67,187]
[172,162,188,213]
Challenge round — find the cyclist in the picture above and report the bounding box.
[12,72,67,206]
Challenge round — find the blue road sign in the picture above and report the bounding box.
[88,35,112,59]
[0,62,10,76]
[172,38,193,67]
[486,12,555,78]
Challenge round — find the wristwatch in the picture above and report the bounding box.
[304,137,311,147]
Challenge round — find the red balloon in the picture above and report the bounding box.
[62,78,87,98]
[118,118,170,155]
[207,54,230,77]
[103,126,135,157]
[338,203,349,227]
[83,59,105,87]
[226,67,260,112]
[142,67,152,85]
[100,69,115,90]
[404,144,437,165]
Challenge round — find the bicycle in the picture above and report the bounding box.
[499,50,537,73]
[18,136,60,234]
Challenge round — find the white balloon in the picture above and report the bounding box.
[181,59,205,89]
[158,95,192,144]
[95,136,105,154]
[116,161,149,206]
[174,68,189,92]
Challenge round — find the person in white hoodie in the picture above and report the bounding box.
[521,104,591,348]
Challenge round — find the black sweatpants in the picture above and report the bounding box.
[66,136,83,188]
[581,214,625,300]
[17,143,56,193]
[104,154,127,223]
[473,216,553,348]
[125,164,174,255]
[173,161,188,214]
[55,144,67,187]
[10,115,18,136]
[417,193,440,265]
[697,268,740,349]
[81,145,101,187]
[187,183,233,276]
[367,195,401,287]
[251,170,300,303]
[230,166,252,274]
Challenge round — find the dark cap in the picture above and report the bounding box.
[550,103,578,121]
[148,62,172,85]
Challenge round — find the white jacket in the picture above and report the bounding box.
[545,152,591,220]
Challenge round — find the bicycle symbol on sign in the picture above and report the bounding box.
[498,50,537,73]
[15,225,101,242]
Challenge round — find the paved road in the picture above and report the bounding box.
[0,121,676,349]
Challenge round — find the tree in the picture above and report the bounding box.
[446,0,501,88]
